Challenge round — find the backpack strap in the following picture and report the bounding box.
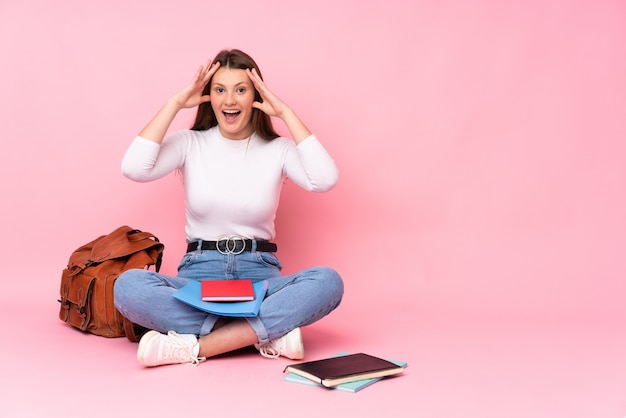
[89,226,164,264]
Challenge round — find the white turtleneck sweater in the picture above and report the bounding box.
[121,127,338,242]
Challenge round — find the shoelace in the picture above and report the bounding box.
[165,331,205,365]
[258,342,281,359]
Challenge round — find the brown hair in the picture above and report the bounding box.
[190,49,279,140]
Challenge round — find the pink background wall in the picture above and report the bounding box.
[1,1,625,416]
[3,0,623,323]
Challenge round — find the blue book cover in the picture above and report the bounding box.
[172,279,268,317]
[284,352,408,393]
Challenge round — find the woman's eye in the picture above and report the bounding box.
[237,87,246,94]
[215,87,224,93]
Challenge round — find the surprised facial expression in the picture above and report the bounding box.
[210,68,256,140]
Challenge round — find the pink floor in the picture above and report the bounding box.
[2,288,624,418]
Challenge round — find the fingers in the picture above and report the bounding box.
[196,60,220,102]
[247,68,275,105]
[192,59,219,82]
[206,60,221,77]
[196,60,219,84]
[246,68,266,90]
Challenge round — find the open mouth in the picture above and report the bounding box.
[223,110,241,123]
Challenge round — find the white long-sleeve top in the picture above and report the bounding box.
[121,127,338,242]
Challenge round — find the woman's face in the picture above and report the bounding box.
[210,67,256,140]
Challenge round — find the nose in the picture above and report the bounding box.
[225,90,236,105]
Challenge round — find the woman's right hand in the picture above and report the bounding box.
[138,60,221,143]
[171,59,221,109]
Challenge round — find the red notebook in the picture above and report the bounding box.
[201,279,255,302]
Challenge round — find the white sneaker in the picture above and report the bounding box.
[137,330,205,367]
[256,327,304,360]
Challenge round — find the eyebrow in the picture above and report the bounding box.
[212,81,251,87]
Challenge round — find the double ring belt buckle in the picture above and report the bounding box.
[216,235,247,255]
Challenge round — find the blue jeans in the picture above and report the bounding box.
[113,247,344,345]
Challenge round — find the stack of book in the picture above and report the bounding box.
[283,352,407,393]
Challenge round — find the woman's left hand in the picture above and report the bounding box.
[246,67,312,144]
[246,68,290,118]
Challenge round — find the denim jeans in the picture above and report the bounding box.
[113,247,344,345]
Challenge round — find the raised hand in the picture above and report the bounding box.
[171,60,221,109]
[138,59,220,143]
[246,67,311,144]
[246,68,289,117]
